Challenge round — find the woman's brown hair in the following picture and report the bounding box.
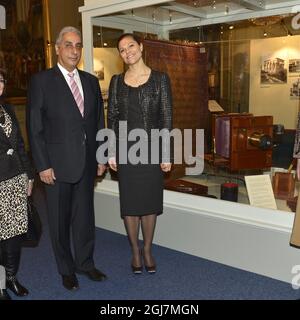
[117,33,142,51]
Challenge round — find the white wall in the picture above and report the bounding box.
[93,48,123,91]
[249,35,300,129]
[79,48,123,91]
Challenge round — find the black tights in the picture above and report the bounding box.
[123,214,157,267]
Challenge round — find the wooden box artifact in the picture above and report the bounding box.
[164,179,208,197]
[212,114,273,171]
[272,172,295,200]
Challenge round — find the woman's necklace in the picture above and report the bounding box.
[127,71,150,86]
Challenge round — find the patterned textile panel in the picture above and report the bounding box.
[143,39,209,179]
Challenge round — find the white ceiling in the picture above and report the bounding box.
[98,0,300,29]
[79,0,300,72]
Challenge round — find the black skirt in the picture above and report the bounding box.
[116,85,164,217]
[118,163,163,217]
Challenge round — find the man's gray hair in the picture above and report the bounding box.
[56,26,82,45]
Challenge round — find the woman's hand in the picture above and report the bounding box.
[27,180,34,196]
[108,157,117,171]
[97,164,107,176]
[160,163,172,172]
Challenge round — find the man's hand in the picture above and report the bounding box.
[108,157,117,172]
[160,163,172,172]
[39,168,56,185]
[97,164,107,176]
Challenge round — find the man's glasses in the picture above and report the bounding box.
[0,79,6,84]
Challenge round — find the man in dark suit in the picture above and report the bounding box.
[27,26,107,291]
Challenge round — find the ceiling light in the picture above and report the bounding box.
[263,31,267,37]
[103,42,108,47]
[229,25,234,30]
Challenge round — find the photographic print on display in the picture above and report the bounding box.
[290,78,300,99]
[261,55,287,84]
[289,59,300,74]
[94,60,104,80]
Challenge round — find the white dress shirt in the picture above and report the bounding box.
[57,63,84,100]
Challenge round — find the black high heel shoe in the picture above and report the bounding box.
[0,288,11,300]
[145,264,156,273]
[6,276,29,296]
[131,264,143,274]
[141,249,156,274]
[131,250,143,274]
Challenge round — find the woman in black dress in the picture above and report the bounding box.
[108,34,172,274]
[0,69,34,299]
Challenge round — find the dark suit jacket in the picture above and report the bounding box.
[27,65,104,183]
[0,104,34,182]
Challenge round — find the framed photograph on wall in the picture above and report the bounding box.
[290,78,300,99]
[261,56,287,84]
[289,59,300,74]
[94,60,104,80]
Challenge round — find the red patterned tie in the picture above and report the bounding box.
[68,72,84,116]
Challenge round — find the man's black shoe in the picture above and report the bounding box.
[76,268,107,281]
[62,274,79,291]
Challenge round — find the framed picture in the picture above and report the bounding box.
[261,56,287,84]
[290,78,300,99]
[0,0,45,104]
[94,60,104,80]
[289,59,300,73]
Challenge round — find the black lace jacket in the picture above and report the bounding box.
[107,70,173,161]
